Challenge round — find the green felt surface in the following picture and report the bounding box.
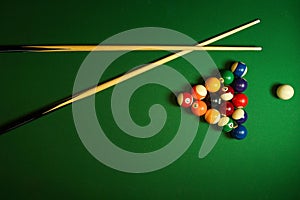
[0,0,300,199]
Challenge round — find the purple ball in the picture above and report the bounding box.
[235,110,248,124]
[232,78,248,92]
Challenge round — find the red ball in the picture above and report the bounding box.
[177,92,193,108]
[219,101,234,116]
[219,86,235,101]
[191,100,207,116]
[232,93,248,108]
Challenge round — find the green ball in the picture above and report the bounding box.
[223,118,235,133]
[217,117,236,133]
[221,70,234,85]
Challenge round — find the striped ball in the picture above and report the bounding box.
[205,109,221,124]
[231,62,247,77]
[232,108,248,124]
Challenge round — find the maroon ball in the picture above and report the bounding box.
[220,101,235,116]
[219,86,235,101]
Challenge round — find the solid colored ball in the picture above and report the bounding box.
[231,62,247,77]
[232,93,248,108]
[191,100,207,116]
[230,125,248,140]
[221,70,234,85]
[177,92,193,108]
[205,109,221,124]
[220,102,235,116]
[220,86,235,101]
[276,84,294,100]
[191,85,207,100]
[233,78,248,93]
[218,117,235,133]
[232,109,248,124]
[205,77,221,93]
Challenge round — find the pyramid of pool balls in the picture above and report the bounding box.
[177,61,248,140]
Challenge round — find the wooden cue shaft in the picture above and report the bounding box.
[45,19,260,113]
[24,45,262,52]
[0,19,260,135]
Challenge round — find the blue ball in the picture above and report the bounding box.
[231,62,247,77]
[233,78,248,93]
[230,125,248,139]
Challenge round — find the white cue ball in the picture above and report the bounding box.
[276,84,294,100]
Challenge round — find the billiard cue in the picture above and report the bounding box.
[0,19,260,135]
[0,45,262,52]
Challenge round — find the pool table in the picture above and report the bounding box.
[0,0,299,199]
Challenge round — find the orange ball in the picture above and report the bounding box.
[205,77,221,93]
[191,100,207,116]
[205,109,221,124]
[191,85,207,100]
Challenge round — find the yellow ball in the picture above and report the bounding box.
[205,77,221,93]
[276,84,294,100]
[205,109,221,124]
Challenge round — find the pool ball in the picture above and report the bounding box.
[211,96,222,106]
[191,100,207,116]
[219,102,234,116]
[230,125,248,140]
[205,109,221,124]
[232,109,248,124]
[219,86,235,101]
[221,70,234,85]
[232,78,248,93]
[177,92,193,108]
[276,84,294,100]
[218,116,236,133]
[191,85,207,100]
[232,93,248,108]
[231,62,247,77]
[205,77,221,93]
[205,93,222,109]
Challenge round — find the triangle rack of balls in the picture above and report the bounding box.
[177,61,248,140]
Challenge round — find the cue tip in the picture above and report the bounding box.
[253,18,261,24]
